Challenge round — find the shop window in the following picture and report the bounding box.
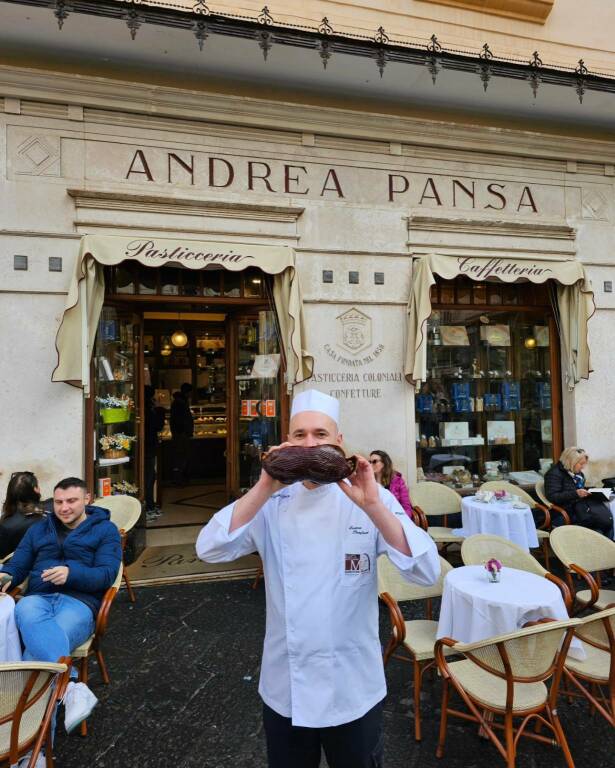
[202,269,222,297]
[114,264,135,294]
[160,267,180,295]
[244,268,265,298]
[416,279,558,491]
[138,269,157,295]
[180,269,201,297]
[223,271,242,297]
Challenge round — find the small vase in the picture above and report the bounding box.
[488,570,501,583]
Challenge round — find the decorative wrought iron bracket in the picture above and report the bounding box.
[52,0,70,30]
[477,43,493,92]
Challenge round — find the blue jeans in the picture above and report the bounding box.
[15,593,95,663]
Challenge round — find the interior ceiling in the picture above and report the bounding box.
[2,2,615,131]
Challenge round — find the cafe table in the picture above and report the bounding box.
[436,565,585,660]
[0,593,22,662]
[453,495,539,551]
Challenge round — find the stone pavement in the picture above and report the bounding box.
[54,579,609,768]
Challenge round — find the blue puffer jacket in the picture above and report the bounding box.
[1,505,122,616]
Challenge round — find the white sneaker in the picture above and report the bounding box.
[18,751,46,767]
[63,681,98,734]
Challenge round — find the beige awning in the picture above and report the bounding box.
[52,234,313,392]
[405,253,594,390]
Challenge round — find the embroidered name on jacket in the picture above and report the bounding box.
[345,553,371,574]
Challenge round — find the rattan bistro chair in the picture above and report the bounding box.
[562,605,615,727]
[378,553,451,741]
[408,482,464,554]
[461,534,572,612]
[480,480,552,568]
[94,495,141,603]
[0,659,70,768]
[535,478,572,526]
[435,618,580,768]
[550,525,615,613]
[71,564,123,736]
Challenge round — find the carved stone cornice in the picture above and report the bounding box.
[2,65,615,166]
[407,214,576,240]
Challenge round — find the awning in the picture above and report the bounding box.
[405,253,595,391]
[52,234,313,392]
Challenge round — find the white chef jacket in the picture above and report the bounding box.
[196,481,439,728]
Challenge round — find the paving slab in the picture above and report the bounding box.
[54,579,609,768]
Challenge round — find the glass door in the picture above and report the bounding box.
[232,310,283,496]
[92,307,143,500]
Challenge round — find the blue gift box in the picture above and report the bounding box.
[483,393,502,411]
[417,394,433,413]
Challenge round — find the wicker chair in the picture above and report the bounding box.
[550,525,615,613]
[408,482,464,553]
[479,480,552,568]
[94,495,142,603]
[535,478,572,526]
[0,659,70,768]
[378,553,451,741]
[71,564,123,736]
[435,618,580,767]
[562,605,615,727]
[461,534,572,612]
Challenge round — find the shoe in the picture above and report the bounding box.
[18,750,46,767]
[63,681,98,734]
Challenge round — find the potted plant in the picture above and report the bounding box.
[96,395,133,424]
[485,558,502,583]
[99,433,136,459]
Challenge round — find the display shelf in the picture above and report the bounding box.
[99,456,131,467]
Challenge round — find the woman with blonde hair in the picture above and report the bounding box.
[368,450,413,519]
[544,447,613,537]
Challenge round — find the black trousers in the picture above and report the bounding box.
[263,700,384,768]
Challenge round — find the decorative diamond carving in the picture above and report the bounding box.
[15,135,61,176]
[582,189,609,220]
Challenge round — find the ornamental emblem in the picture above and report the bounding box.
[337,307,372,355]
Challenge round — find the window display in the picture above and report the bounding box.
[416,280,560,490]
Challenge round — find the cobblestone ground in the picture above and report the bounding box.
[54,579,608,768]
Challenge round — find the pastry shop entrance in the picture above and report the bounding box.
[89,263,287,543]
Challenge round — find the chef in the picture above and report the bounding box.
[196,389,439,768]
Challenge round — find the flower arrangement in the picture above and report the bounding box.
[112,480,139,496]
[96,395,134,409]
[99,433,136,458]
[97,395,134,424]
[485,558,503,583]
[494,490,506,500]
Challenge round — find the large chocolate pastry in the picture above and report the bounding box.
[261,444,357,485]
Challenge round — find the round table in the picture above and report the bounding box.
[0,594,22,662]
[436,565,584,659]
[454,496,539,551]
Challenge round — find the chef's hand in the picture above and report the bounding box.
[337,455,381,513]
[0,573,12,593]
[576,489,590,498]
[258,441,294,492]
[41,566,69,586]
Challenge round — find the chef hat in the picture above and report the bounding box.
[290,389,340,426]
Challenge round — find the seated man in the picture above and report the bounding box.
[0,476,122,733]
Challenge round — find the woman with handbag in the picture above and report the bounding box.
[369,450,414,520]
[544,447,614,538]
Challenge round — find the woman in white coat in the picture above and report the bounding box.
[197,389,439,768]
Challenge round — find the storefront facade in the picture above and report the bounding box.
[3,1,615,516]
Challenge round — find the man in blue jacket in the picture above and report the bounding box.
[0,476,122,734]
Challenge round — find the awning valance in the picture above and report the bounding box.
[52,234,313,392]
[405,253,594,390]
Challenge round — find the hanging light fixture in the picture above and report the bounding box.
[524,336,537,350]
[171,313,188,347]
[160,335,172,356]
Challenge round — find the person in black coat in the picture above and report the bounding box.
[544,447,614,538]
[0,471,46,559]
[144,385,166,514]
[170,382,194,485]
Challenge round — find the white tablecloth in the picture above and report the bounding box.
[0,594,22,662]
[454,496,539,551]
[437,565,584,659]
